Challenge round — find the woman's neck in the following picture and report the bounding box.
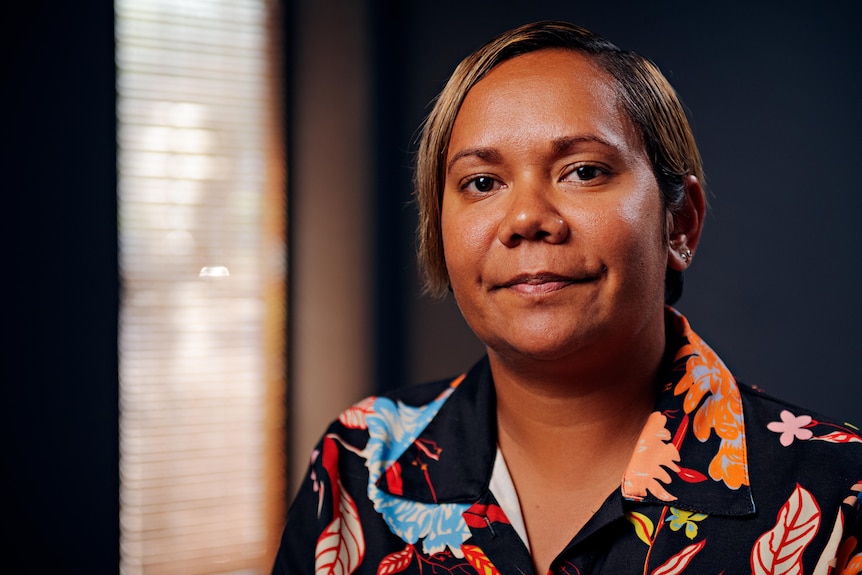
[492,355,659,472]
[489,313,668,481]
[490,325,667,575]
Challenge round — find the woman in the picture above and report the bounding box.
[274,21,861,575]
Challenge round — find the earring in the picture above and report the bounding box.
[680,248,692,262]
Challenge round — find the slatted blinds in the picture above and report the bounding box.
[116,0,286,573]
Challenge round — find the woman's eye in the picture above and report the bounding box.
[572,165,603,180]
[464,176,499,193]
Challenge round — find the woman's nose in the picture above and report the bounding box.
[497,184,569,247]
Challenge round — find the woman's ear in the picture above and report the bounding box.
[667,175,706,272]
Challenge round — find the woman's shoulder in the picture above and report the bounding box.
[736,379,862,476]
[737,380,860,438]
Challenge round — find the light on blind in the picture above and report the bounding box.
[116,0,286,573]
[200,266,231,278]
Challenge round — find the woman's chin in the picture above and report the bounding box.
[484,332,593,365]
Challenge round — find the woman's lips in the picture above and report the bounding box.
[494,271,601,295]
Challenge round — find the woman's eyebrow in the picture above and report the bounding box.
[552,135,615,155]
[447,136,618,174]
[446,147,503,174]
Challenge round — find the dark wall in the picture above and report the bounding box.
[2,1,119,573]
[368,1,862,424]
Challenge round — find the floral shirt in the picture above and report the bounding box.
[273,310,862,575]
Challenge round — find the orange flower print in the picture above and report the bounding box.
[623,411,681,502]
[670,311,749,490]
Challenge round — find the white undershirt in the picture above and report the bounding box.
[489,447,530,550]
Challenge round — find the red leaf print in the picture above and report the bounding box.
[651,539,706,575]
[810,431,862,444]
[377,545,414,575]
[750,484,821,575]
[315,479,366,575]
[462,544,501,575]
[384,462,404,496]
[463,513,487,530]
[484,504,510,524]
[321,437,342,503]
[339,397,376,429]
[414,438,442,460]
[676,467,708,483]
[671,413,690,450]
[557,560,582,575]
[463,503,511,529]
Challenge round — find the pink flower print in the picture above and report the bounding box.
[767,410,814,446]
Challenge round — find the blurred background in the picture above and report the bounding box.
[3,0,860,573]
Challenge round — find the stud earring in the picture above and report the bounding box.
[680,248,692,262]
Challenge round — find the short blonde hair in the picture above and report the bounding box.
[414,21,704,304]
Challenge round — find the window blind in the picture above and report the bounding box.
[116,1,286,573]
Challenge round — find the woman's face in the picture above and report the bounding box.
[441,49,671,366]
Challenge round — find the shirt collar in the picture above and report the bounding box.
[376,308,755,517]
[375,357,498,503]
